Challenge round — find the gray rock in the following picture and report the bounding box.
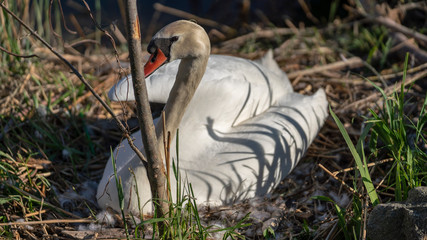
[367,187,427,240]
[407,186,427,204]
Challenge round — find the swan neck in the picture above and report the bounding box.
[156,55,209,153]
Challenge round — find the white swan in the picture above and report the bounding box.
[97,20,328,215]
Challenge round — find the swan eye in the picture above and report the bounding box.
[150,50,158,62]
[170,36,179,42]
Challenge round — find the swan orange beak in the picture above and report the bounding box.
[144,49,167,77]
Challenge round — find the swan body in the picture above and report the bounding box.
[97,20,328,215]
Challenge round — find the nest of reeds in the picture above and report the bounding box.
[0,0,426,239]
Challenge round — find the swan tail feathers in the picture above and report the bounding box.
[255,49,284,77]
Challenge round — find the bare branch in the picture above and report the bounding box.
[338,69,427,113]
[0,218,93,226]
[373,16,427,46]
[125,0,169,218]
[153,3,236,35]
[56,0,77,35]
[221,28,294,50]
[389,32,427,64]
[0,45,38,58]
[49,0,78,38]
[297,0,320,24]
[81,0,117,49]
[287,57,364,79]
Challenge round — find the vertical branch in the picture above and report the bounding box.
[124,0,168,218]
[0,0,169,221]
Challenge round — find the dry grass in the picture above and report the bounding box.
[0,0,426,239]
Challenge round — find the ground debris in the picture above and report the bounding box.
[62,228,135,240]
[1,0,426,239]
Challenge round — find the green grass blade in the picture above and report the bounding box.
[330,107,379,205]
[111,148,130,239]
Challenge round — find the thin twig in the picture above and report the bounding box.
[332,158,394,176]
[153,3,235,35]
[373,16,427,46]
[25,209,47,218]
[0,218,94,226]
[166,131,171,200]
[318,163,361,197]
[144,5,162,42]
[0,45,38,58]
[161,111,170,202]
[221,18,372,51]
[221,28,294,50]
[48,0,63,40]
[362,198,368,240]
[362,62,427,82]
[338,69,427,113]
[287,57,364,79]
[69,14,86,37]
[80,0,143,160]
[81,0,118,50]
[298,0,319,24]
[348,3,427,46]
[333,47,387,87]
[50,0,76,35]
[0,1,147,164]
[109,23,127,45]
[389,32,427,64]
[68,39,99,47]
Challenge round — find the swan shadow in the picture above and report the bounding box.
[187,102,323,205]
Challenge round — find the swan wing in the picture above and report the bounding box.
[178,89,328,205]
[108,53,292,114]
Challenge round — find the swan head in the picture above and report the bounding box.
[144,20,211,77]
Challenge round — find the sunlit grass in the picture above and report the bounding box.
[366,54,427,200]
[325,53,427,238]
[1,0,426,239]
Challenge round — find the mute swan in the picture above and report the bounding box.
[97,20,328,215]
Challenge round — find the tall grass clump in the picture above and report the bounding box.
[325,53,426,238]
[332,54,426,203]
[366,54,427,201]
[1,2,27,75]
[0,1,59,75]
